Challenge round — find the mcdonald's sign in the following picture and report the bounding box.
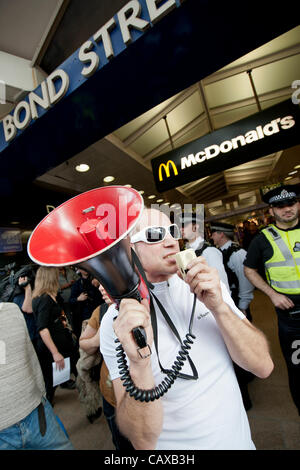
[151,99,300,193]
[158,160,178,181]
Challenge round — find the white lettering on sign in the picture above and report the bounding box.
[1,0,182,144]
[93,18,116,61]
[118,1,150,46]
[29,81,51,120]
[79,0,180,77]
[79,40,100,78]
[181,115,296,170]
[2,69,69,142]
[146,0,178,24]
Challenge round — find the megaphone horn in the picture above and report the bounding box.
[27,186,148,303]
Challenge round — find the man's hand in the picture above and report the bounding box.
[113,298,153,366]
[77,292,88,301]
[178,256,224,313]
[269,291,294,310]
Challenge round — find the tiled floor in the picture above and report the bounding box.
[53,290,300,450]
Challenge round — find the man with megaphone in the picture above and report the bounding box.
[27,186,273,450]
[100,207,274,451]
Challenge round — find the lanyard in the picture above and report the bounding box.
[131,249,198,381]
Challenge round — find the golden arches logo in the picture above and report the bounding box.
[158,160,178,181]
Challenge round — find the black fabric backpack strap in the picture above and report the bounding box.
[195,240,211,257]
[221,243,241,265]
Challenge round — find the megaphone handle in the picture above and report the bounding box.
[113,284,149,350]
[132,326,147,349]
[114,295,149,351]
[130,292,148,350]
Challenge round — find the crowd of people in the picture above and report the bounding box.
[0,183,299,450]
[0,263,106,449]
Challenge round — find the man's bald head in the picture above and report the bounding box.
[132,208,172,235]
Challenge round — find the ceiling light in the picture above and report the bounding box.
[103,176,115,183]
[124,184,132,188]
[11,221,20,225]
[156,199,164,203]
[294,165,300,169]
[75,164,90,172]
[288,170,297,175]
[284,176,292,180]
[163,202,170,205]
[138,190,144,195]
[148,195,156,199]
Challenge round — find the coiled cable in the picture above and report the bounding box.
[115,293,197,402]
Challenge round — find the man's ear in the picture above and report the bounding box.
[269,207,274,217]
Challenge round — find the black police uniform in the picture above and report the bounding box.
[244,183,300,414]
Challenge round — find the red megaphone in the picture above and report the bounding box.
[27,186,149,303]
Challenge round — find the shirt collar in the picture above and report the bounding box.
[220,240,232,251]
[188,236,203,251]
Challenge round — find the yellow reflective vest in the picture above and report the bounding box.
[261,224,300,295]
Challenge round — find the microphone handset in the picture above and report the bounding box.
[115,249,198,402]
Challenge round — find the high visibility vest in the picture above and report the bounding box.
[261,224,300,295]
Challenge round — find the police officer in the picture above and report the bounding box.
[180,212,230,292]
[211,221,255,410]
[210,222,254,316]
[244,183,300,415]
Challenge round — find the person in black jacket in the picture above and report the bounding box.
[32,267,79,404]
[69,268,103,341]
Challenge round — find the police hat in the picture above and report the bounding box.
[210,222,235,234]
[262,184,299,206]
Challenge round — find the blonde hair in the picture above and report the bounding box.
[32,266,60,299]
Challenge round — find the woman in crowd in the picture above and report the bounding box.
[32,266,79,404]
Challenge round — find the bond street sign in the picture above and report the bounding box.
[151,99,300,193]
